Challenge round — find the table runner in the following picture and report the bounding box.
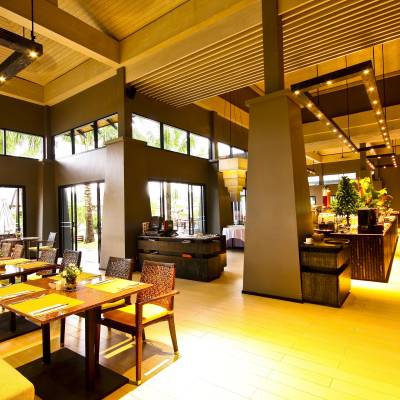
[0,283,44,298]
[12,293,84,316]
[86,278,141,294]
[0,258,29,267]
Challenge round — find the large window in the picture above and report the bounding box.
[97,115,118,147]
[323,172,356,185]
[308,176,320,186]
[217,142,231,158]
[148,180,206,234]
[73,123,95,154]
[132,114,160,148]
[0,186,24,235]
[1,130,43,160]
[190,133,210,159]
[163,125,187,154]
[54,114,118,159]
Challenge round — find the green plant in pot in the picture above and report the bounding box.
[332,176,361,226]
[356,177,392,211]
[61,263,81,291]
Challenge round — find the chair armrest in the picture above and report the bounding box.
[136,290,179,306]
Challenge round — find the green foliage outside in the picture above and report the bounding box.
[332,176,361,226]
[5,131,43,159]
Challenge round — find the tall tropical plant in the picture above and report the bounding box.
[332,176,361,226]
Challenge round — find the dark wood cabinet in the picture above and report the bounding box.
[300,242,351,307]
[137,235,226,282]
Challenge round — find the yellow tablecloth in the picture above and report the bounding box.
[12,293,84,315]
[86,278,141,294]
[0,258,29,267]
[50,272,99,282]
[19,261,52,271]
[0,283,44,298]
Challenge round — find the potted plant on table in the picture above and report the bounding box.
[61,263,82,291]
[332,176,361,226]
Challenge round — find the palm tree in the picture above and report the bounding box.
[5,131,43,159]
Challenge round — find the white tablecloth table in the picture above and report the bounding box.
[222,225,245,248]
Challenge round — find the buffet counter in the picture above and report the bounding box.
[137,235,226,282]
[330,216,398,282]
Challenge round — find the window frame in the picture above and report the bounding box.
[0,129,44,160]
[53,113,118,159]
[132,113,211,160]
[148,179,207,234]
[217,141,247,158]
[0,184,26,235]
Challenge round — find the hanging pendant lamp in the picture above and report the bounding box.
[218,93,248,202]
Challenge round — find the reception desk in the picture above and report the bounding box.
[137,235,226,282]
[331,216,398,282]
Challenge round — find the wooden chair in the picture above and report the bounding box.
[31,249,58,278]
[0,242,12,257]
[29,232,57,257]
[59,249,82,272]
[59,256,134,346]
[101,260,179,385]
[11,244,24,259]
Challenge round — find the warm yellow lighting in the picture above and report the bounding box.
[219,157,248,202]
[376,110,381,115]
[338,134,343,138]
[333,128,337,133]
[307,102,312,108]
[363,69,370,75]
[294,90,300,95]
[372,100,378,105]
[29,50,39,58]
[379,119,384,123]
[317,113,322,119]
[0,75,6,83]
[368,87,374,92]
[326,122,330,126]
[381,127,385,130]
[327,80,333,85]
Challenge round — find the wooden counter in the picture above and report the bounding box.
[137,235,227,282]
[331,217,398,282]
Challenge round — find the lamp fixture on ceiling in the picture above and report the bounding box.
[0,0,43,85]
[291,60,393,159]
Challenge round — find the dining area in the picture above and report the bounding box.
[0,240,180,400]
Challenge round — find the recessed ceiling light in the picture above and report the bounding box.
[372,100,378,105]
[294,90,300,95]
[0,75,5,83]
[327,80,333,85]
[307,103,312,108]
[368,87,375,92]
[363,69,370,75]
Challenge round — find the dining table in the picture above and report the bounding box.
[0,275,151,400]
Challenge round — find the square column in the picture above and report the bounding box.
[100,137,151,268]
[243,90,312,301]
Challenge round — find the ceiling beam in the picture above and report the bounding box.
[123,0,261,82]
[0,0,120,67]
[44,59,114,105]
[196,96,249,129]
[0,76,43,104]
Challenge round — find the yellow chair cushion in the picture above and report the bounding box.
[0,358,34,399]
[104,303,171,326]
[28,245,52,252]
[101,299,126,311]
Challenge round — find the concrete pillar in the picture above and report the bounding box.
[100,137,151,269]
[243,91,312,300]
[116,68,132,138]
[262,0,284,93]
[359,143,369,178]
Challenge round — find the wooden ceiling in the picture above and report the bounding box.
[134,0,400,107]
[57,0,188,40]
[0,16,87,86]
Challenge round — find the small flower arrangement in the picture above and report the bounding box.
[61,263,81,290]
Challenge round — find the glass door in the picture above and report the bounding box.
[59,182,104,268]
[0,186,24,236]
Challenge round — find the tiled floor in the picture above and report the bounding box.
[3,247,400,399]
